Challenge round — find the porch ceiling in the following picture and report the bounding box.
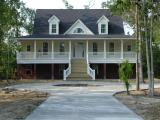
[17,34,136,41]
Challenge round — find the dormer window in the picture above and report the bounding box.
[97,15,109,34]
[101,24,106,33]
[51,24,57,33]
[73,28,84,34]
[48,15,60,34]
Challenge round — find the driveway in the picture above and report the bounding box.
[9,81,151,120]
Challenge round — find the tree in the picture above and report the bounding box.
[119,60,133,95]
[107,0,160,96]
[84,0,95,9]
[0,0,35,81]
[62,0,74,9]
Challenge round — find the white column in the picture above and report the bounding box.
[86,40,88,63]
[34,40,36,59]
[121,40,124,59]
[51,40,54,59]
[69,40,71,60]
[104,40,106,59]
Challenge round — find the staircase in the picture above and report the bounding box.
[67,59,91,80]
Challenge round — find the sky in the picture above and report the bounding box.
[22,0,106,9]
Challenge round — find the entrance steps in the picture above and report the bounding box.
[67,59,91,80]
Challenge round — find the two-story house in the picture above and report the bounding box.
[17,9,136,80]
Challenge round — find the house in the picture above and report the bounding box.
[17,9,137,80]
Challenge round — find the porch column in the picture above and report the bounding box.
[104,64,106,79]
[51,40,54,59]
[69,40,71,60]
[33,64,36,79]
[86,40,88,63]
[34,40,37,59]
[104,40,106,59]
[51,64,54,79]
[121,40,124,59]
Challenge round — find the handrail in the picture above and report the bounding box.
[63,57,71,80]
[86,60,95,80]
[87,64,95,80]
[63,64,71,80]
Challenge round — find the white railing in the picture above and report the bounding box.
[63,50,71,80]
[63,62,71,81]
[124,52,136,59]
[88,52,104,60]
[88,52,136,61]
[17,52,69,60]
[87,64,95,80]
[36,52,52,59]
[106,52,121,59]
[17,52,34,60]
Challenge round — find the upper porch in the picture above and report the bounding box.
[17,39,137,64]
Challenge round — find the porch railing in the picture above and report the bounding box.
[17,52,69,60]
[88,52,136,61]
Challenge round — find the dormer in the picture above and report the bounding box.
[97,15,109,34]
[48,15,60,34]
[64,19,94,35]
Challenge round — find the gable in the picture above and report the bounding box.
[48,15,60,23]
[97,15,109,23]
[64,19,94,35]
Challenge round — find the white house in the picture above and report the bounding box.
[16,9,137,80]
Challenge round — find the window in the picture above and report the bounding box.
[101,24,106,33]
[127,45,132,51]
[93,42,98,53]
[60,42,65,52]
[43,42,48,53]
[73,28,84,34]
[109,42,114,52]
[51,24,56,33]
[27,45,31,52]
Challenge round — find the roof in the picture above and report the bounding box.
[33,9,125,35]
[18,34,136,40]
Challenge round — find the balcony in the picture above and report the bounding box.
[88,52,137,63]
[17,51,137,64]
[17,52,70,64]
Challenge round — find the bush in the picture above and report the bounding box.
[119,60,133,95]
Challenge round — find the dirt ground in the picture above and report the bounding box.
[115,88,160,120]
[0,88,48,120]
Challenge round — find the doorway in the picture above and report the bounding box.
[73,42,85,58]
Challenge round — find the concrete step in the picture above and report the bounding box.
[68,74,90,78]
[67,77,91,80]
[67,59,90,80]
[72,69,87,73]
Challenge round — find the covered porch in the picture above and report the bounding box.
[17,39,137,64]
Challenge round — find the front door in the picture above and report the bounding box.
[73,43,85,58]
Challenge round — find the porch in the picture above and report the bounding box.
[17,40,137,64]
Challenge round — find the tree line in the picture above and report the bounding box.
[106,0,160,96]
[0,0,35,80]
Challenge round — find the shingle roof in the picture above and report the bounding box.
[33,9,125,35]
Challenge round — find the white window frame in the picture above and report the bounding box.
[48,15,60,34]
[51,24,57,34]
[101,24,106,33]
[73,28,85,34]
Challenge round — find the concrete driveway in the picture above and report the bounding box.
[9,81,149,120]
